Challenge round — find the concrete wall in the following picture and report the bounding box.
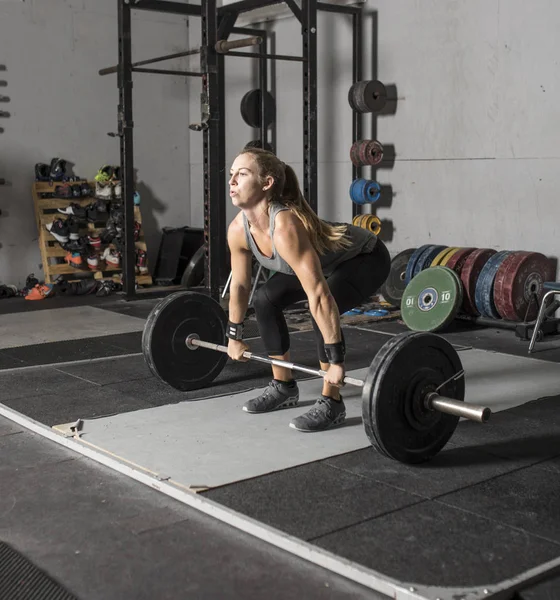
[0,0,192,287]
[190,0,560,271]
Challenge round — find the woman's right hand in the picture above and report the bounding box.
[227,339,250,361]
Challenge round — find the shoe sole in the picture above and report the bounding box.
[243,398,299,414]
[289,412,346,432]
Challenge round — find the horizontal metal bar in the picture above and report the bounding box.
[99,47,201,76]
[231,26,267,36]
[133,67,203,76]
[317,1,362,13]
[131,0,201,16]
[218,0,283,16]
[224,50,305,62]
[187,336,364,387]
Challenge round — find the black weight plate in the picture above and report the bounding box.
[380,247,417,307]
[142,291,228,391]
[181,246,205,288]
[240,89,276,129]
[362,331,464,464]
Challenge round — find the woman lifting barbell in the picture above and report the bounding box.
[226,147,391,432]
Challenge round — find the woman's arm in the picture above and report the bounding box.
[226,216,253,360]
[272,211,342,347]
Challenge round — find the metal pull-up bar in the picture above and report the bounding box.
[98,36,261,76]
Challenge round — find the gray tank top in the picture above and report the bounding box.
[242,201,377,276]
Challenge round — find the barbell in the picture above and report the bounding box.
[142,291,491,464]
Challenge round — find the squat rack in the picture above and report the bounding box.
[104,0,364,301]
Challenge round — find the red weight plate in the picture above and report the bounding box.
[445,247,477,274]
[493,251,555,321]
[366,140,384,166]
[358,140,371,165]
[460,248,497,315]
[350,142,361,166]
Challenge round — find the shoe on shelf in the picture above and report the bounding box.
[49,158,66,181]
[95,180,113,201]
[87,254,99,270]
[101,247,120,267]
[54,184,73,200]
[289,395,346,432]
[243,379,299,414]
[64,251,84,269]
[112,180,122,200]
[94,165,114,183]
[136,249,148,275]
[57,203,86,219]
[45,219,69,243]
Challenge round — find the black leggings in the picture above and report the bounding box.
[252,239,391,362]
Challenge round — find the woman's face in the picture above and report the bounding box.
[229,154,272,209]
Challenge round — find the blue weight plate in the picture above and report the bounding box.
[349,179,364,204]
[405,245,433,285]
[413,245,448,277]
[474,250,511,318]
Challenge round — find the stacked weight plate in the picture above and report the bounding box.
[352,214,382,235]
[393,245,555,332]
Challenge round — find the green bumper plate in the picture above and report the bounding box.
[401,266,463,332]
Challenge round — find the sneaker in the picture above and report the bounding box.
[25,283,54,301]
[54,184,73,199]
[94,165,114,183]
[243,379,299,414]
[45,219,69,243]
[66,216,80,240]
[136,249,148,274]
[95,180,113,201]
[289,395,346,432]
[87,254,99,270]
[57,203,86,219]
[49,158,66,181]
[64,251,83,269]
[113,180,122,200]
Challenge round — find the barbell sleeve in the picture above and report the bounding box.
[215,36,262,54]
[425,392,491,423]
[187,336,364,387]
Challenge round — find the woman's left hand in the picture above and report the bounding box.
[324,363,346,387]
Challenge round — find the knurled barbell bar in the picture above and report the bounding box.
[142,291,491,464]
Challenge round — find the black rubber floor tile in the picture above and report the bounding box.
[438,466,560,544]
[0,350,26,369]
[507,394,560,424]
[535,455,560,474]
[203,462,420,540]
[517,571,560,599]
[3,338,128,367]
[449,409,560,463]
[314,501,560,588]
[97,300,159,321]
[2,386,154,427]
[0,368,94,403]
[324,443,527,499]
[56,355,153,386]
[98,331,143,352]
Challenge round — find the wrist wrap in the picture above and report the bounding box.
[226,321,244,341]
[324,341,345,365]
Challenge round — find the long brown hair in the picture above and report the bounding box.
[239,147,351,255]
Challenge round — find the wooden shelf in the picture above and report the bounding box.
[32,180,153,286]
